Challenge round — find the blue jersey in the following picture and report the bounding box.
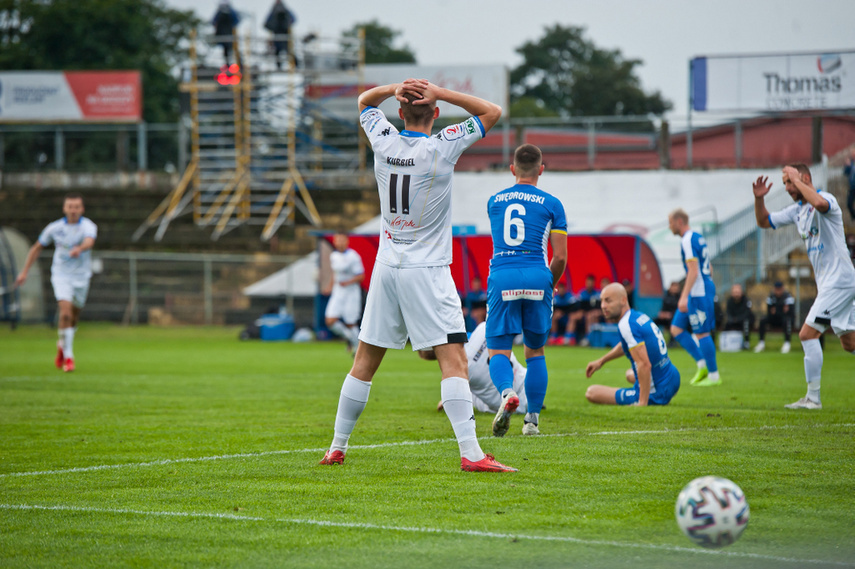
[680,230,714,298]
[488,183,567,270]
[617,309,678,389]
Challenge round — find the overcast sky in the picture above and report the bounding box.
[167,0,855,118]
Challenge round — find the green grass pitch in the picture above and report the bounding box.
[1,324,853,568]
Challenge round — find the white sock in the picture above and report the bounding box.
[524,412,539,425]
[803,339,822,403]
[57,329,65,351]
[697,359,707,369]
[329,320,351,340]
[441,377,484,462]
[709,371,720,380]
[62,327,75,359]
[330,374,371,453]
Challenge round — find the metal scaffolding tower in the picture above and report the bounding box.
[135,28,368,242]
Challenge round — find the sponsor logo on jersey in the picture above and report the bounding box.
[501,289,545,301]
[465,118,476,135]
[386,157,415,167]
[388,216,416,229]
[380,127,391,136]
[442,123,465,141]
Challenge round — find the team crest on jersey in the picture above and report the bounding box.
[442,123,465,141]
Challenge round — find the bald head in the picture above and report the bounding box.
[600,283,629,322]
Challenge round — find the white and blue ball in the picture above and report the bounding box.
[675,476,749,548]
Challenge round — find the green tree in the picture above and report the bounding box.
[510,25,671,117]
[0,0,199,123]
[343,19,416,64]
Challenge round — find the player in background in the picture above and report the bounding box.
[486,144,567,436]
[319,79,516,472]
[753,164,855,410]
[585,283,681,406]
[668,209,720,387]
[322,232,364,354]
[423,321,529,415]
[15,193,97,372]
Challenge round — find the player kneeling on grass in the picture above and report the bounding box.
[421,321,529,416]
[585,283,681,406]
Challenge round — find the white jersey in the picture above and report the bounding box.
[360,106,485,268]
[330,248,364,293]
[769,192,855,292]
[38,217,98,280]
[465,322,527,413]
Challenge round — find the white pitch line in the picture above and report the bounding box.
[1,503,852,567]
[1,423,853,479]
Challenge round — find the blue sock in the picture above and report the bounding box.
[675,331,704,364]
[488,354,514,393]
[524,355,548,414]
[698,335,718,373]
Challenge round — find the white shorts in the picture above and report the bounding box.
[805,285,855,336]
[358,263,466,351]
[51,276,90,308]
[325,286,362,325]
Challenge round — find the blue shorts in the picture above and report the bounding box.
[616,365,680,406]
[486,266,553,350]
[671,294,717,335]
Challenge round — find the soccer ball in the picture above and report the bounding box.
[675,476,749,548]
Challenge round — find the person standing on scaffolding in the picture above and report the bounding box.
[212,1,240,65]
[264,0,296,70]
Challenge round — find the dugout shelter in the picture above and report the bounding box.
[316,233,664,319]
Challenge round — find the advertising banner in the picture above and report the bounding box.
[307,64,508,120]
[691,51,855,112]
[0,71,142,122]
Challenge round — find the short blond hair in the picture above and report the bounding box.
[669,208,689,224]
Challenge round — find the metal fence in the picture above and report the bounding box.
[18,250,834,337]
[5,112,848,174]
[23,251,303,327]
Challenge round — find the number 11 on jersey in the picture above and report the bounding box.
[389,174,411,215]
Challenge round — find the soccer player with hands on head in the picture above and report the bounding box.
[753,164,855,410]
[319,78,517,472]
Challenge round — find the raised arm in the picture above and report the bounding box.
[783,166,829,213]
[752,176,773,228]
[409,81,502,133]
[357,83,400,113]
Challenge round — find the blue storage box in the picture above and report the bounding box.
[258,314,295,341]
[588,323,621,348]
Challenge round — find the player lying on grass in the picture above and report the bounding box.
[421,321,529,416]
[585,283,681,406]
